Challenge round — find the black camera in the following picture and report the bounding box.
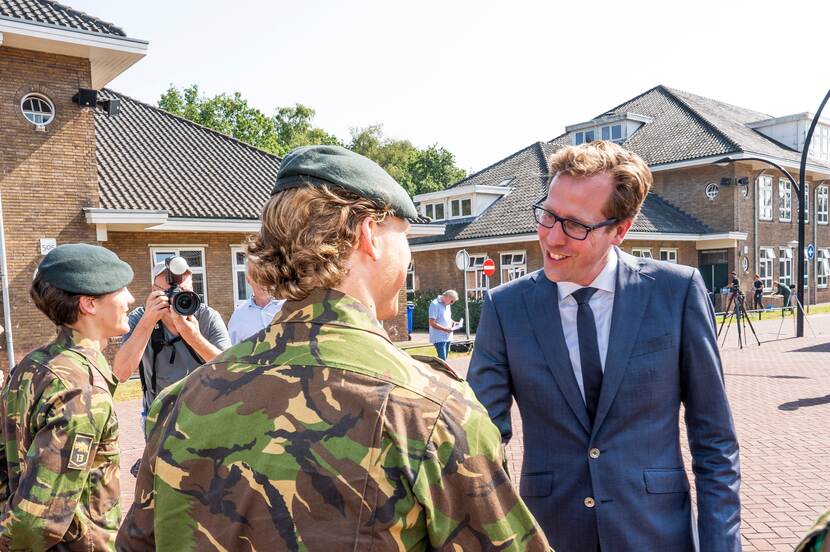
[164,256,201,316]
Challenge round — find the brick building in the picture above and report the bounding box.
[0,0,419,369]
[410,86,830,312]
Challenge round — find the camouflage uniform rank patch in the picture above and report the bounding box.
[68,433,94,470]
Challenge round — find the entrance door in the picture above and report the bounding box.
[698,249,729,293]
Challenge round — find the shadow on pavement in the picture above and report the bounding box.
[789,342,830,353]
[726,373,810,380]
[778,394,830,411]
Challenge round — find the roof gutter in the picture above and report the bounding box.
[650,153,830,177]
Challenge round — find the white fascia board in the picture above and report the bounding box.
[407,224,445,237]
[148,218,261,233]
[565,112,653,133]
[0,17,148,52]
[84,208,167,225]
[409,230,748,252]
[414,185,512,203]
[649,153,830,177]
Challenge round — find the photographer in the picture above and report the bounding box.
[113,257,231,418]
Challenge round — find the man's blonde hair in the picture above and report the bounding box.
[245,185,394,301]
[548,141,652,221]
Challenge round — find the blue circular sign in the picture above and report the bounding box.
[807,243,816,260]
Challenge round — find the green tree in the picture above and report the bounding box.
[407,145,467,195]
[158,85,340,156]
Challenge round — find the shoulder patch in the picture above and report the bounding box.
[410,354,463,382]
[68,433,95,470]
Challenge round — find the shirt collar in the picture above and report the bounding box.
[271,288,388,340]
[56,326,117,389]
[247,296,282,309]
[556,247,618,302]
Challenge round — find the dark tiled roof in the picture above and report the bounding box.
[410,141,711,245]
[548,85,830,169]
[0,0,126,36]
[95,90,280,219]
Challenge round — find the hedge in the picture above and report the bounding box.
[407,290,483,335]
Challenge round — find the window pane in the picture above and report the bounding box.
[575,132,583,145]
[585,130,595,142]
[451,200,460,217]
[461,199,471,216]
[435,204,445,220]
[612,124,622,140]
[191,273,205,302]
[180,250,203,268]
[235,252,246,265]
[601,126,610,140]
[236,270,250,301]
[426,204,433,218]
[154,251,175,264]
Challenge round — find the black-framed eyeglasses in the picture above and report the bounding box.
[531,203,618,241]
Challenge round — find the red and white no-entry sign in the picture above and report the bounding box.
[483,258,496,277]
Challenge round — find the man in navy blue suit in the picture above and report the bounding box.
[468,141,741,552]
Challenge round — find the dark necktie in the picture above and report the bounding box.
[572,287,603,424]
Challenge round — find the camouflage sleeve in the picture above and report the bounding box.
[412,383,551,551]
[0,377,108,551]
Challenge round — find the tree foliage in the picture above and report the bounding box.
[158,85,465,195]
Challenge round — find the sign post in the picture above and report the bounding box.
[455,250,471,340]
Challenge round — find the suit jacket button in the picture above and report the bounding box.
[589,448,601,459]
[584,497,596,508]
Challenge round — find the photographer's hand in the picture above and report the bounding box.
[172,313,222,363]
[144,290,169,324]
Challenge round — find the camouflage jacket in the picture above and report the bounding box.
[0,327,121,551]
[796,510,830,552]
[117,288,550,551]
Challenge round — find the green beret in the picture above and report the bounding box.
[37,244,134,295]
[272,145,429,223]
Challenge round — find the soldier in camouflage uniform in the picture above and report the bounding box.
[0,244,134,551]
[118,145,551,551]
[796,511,830,552]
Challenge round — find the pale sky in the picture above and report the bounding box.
[72,0,830,173]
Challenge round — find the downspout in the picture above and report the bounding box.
[0,193,14,375]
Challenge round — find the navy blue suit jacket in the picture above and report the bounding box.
[468,250,741,552]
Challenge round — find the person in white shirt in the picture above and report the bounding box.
[228,267,285,344]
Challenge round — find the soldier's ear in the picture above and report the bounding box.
[78,295,97,317]
[355,216,381,262]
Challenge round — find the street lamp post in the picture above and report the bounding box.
[714,87,830,338]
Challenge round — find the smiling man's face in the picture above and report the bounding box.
[537,172,629,286]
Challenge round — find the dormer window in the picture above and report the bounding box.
[601,124,623,142]
[424,202,445,221]
[450,198,472,218]
[568,113,651,146]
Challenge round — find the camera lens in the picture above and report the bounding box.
[172,290,200,316]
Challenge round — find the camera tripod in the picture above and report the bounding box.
[775,292,817,340]
[717,291,760,349]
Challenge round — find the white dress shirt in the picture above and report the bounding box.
[556,248,618,402]
[228,296,285,345]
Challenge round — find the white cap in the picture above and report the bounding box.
[151,256,191,279]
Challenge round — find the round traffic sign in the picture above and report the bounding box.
[483,258,496,277]
[455,249,470,271]
[807,243,815,261]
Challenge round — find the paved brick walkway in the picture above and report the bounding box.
[116,312,830,550]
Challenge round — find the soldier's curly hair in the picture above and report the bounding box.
[245,185,394,301]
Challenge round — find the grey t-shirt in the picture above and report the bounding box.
[123,304,231,412]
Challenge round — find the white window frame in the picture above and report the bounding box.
[500,250,527,283]
[449,197,472,219]
[406,260,415,293]
[20,93,55,127]
[818,249,830,288]
[779,179,791,222]
[818,185,828,225]
[758,176,773,221]
[804,183,810,221]
[778,247,792,287]
[149,246,208,306]
[631,248,653,259]
[466,254,487,300]
[659,248,678,263]
[759,247,775,291]
[230,246,251,307]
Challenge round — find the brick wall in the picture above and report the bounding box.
[651,165,737,232]
[0,47,97,366]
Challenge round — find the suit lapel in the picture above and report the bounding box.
[592,252,653,434]
[524,272,592,435]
